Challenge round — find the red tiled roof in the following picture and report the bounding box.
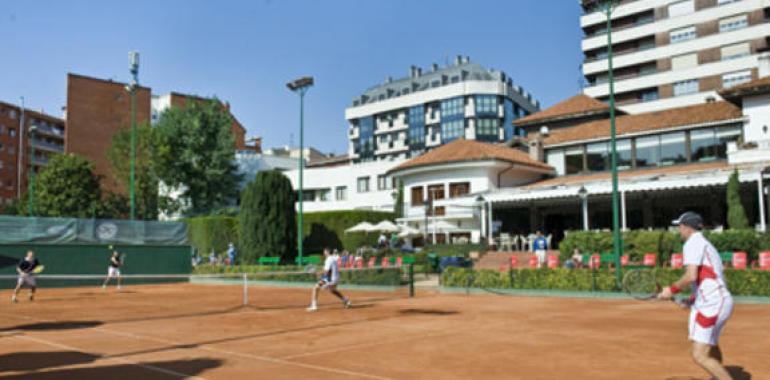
[515,94,610,125]
[540,101,743,146]
[389,139,553,173]
[524,161,731,189]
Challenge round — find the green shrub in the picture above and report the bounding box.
[705,229,761,261]
[441,267,770,296]
[186,216,239,258]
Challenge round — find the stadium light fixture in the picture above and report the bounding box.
[287,76,314,265]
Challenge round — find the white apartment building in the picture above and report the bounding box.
[345,56,540,162]
[581,0,770,113]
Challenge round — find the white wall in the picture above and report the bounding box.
[743,93,770,142]
[283,159,403,213]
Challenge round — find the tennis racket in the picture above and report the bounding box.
[32,265,45,274]
[622,269,660,301]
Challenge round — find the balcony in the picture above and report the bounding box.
[32,124,64,138]
[32,155,49,166]
[30,139,64,153]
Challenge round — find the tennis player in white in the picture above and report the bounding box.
[307,248,351,312]
[658,211,733,380]
[102,251,123,290]
[12,250,40,303]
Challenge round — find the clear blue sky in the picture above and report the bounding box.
[0,0,584,154]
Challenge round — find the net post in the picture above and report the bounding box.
[408,264,415,298]
[242,273,248,306]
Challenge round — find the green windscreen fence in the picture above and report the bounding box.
[0,216,187,245]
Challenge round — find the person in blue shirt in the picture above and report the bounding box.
[533,231,548,268]
[227,243,236,266]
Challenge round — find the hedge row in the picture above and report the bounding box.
[559,229,770,263]
[441,267,770,297]
[186,216,239,257]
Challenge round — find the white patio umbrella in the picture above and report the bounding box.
[345,221,375,233]
[398,225,421,238]
[371,220,400,233]
[426,220,459,232]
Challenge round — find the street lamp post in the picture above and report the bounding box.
[603,0,624,287]
[127,51,140,220]
[475,195,486,243]
[287,76,314,265]
[578,186,589,231]
[28,125,38,216]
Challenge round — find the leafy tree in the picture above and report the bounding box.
[239,171,297,263]
[34,154,101,218]
[394,180,404,219]
[97,192,130,219]
[153,100,242,215]
[107,122,158,220]
[726,169,749,229]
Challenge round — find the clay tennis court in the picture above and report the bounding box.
[0,283,767,379]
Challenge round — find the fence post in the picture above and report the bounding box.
[408,264,415,298]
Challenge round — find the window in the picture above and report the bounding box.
[723,70,753,88]
[673,79,699,96]
[475,118,499,142]
[635,135,660,168]
[317,189,331,202]
[8,110,16,119]
[358,116,375,159]
[586,142,609,172]
[377,175,392,191]
[427,184,445,201]
[408,105,425,147]
[670,26,697,43]
[719,14,748,32]
[449,182,470,198]
[616,139,633,170]
[690,128,718,162]
[301,190,315,202]
[503,99,515,140]
[718,0,739,5]
[659,132,687,165]
[440,97,464,118]
[668,0,694,18]
[440,119,465,142]
[335,186,347,201]
[546,149,566,175]
[672,53,698,70]
[721,42,750,60]
[357,176,370,193]
[474,95,498,115]
[411,186,424,206]
[565,146,584,174]
[715,125,742,158]
[640,89,659,102]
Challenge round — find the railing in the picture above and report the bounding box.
[30,139,64,152]
[32,124,64,137]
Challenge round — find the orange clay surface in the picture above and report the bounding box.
[0,283,767,379]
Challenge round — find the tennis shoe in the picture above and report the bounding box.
[344,299,352,309]
[11,295,17,303]
[306,305,318,312]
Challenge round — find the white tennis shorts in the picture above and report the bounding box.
[535,250,546,264]
[17,274,36,287]
[689,297,733,346]
[107,267,121,277]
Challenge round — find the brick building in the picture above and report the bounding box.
[65,73,252,193]
[0,101,65,206]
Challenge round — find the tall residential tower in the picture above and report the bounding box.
[581,0,770,113]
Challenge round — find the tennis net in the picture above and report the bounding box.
[1,266,415,307]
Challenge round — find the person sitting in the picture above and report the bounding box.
[571,249,583,269]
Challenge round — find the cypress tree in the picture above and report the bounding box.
[239,171,297,263]
[726,169,749,229]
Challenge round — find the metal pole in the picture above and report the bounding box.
[582,196,589,231]
[28,128,35,216]
[758,173,766,232]
[130,86,136,220]
[621,190,627,231]
[17,97,24,200]
[297,89,305,264]
[605,2,623,287]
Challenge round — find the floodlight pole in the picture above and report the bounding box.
[128,51,140,221]
[604,1,623,287]
[287,76,314,265]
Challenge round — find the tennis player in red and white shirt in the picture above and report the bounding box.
[659,211,733,380]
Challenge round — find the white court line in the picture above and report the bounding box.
[0,311,394,380]
[10,334,210,380]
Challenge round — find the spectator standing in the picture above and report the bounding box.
[209,250,217,265]
[378,233,387,248]
[227,242,237,266]
[533,231,548,268]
